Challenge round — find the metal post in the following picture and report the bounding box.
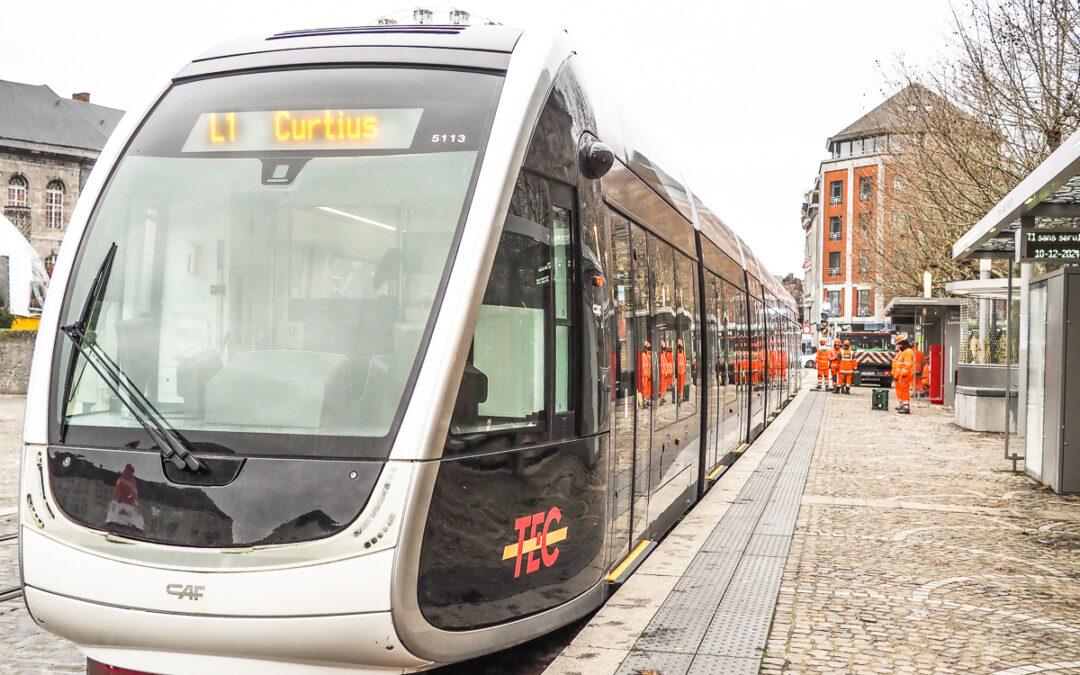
[1005,260,1018,471]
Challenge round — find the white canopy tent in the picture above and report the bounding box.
[0,212,48,318]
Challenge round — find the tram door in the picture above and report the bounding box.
[608,216,651,559]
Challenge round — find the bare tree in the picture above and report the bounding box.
[872,0,1080,297]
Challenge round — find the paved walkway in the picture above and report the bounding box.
[763,387,1080,675]
[548,385,1080,675]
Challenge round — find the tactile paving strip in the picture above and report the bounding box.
[696,609,771,657]
[699,528,753,553]
[687,654,760,675]
[617,650,694,675]
[681,550,742,581]
[618,393,826,671]
[743,533,792,558]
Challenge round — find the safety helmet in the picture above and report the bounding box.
[844,340,851,347]
[819,338,826,345]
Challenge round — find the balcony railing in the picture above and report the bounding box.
[828,267,840,276]
[829,231,842,241]
[829,196,842,205]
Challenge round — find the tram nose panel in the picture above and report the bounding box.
[21,527,396,616]
[45,447,383,548]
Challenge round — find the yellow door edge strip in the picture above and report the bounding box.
[707,464,729,481]
[604,539,652,583]
[733,443,749,454]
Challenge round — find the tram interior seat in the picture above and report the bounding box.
[203,350,353,430]
[290,296,394,400]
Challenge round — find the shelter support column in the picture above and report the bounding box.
[1018,261,1032,438]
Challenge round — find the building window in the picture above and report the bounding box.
[857,289,871,317]
[829,216,842,241]
[857,211,872,236]
[829,180,843,205]
[828,251,841,277]
[45,180,65,229]
[44,252,58,274]
[828,290,842,315]
[859,176,873,202]
[7,175,28,207]
[858,251,871,275]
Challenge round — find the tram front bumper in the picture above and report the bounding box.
[25,586,430,673]
[20,527,430,672]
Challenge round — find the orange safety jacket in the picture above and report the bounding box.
[815,347,831,370]
[828,347,841,372]
[637,350,652,398]
[660,350,674,393]
[892,348,916,381]
[838,348,856,374]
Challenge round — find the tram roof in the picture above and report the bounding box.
[192,23,523,63]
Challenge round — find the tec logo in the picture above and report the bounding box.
[501,506,568,578]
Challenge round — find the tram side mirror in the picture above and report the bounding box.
[580,140,614,179]
[460,363,488,404]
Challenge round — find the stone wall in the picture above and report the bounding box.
[0,330,35,394]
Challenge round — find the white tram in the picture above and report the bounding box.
[19,21,799,673]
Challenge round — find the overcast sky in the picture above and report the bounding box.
[0,0,955,277]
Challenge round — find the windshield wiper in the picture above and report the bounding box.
[61,243,204,472]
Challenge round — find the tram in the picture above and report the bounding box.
[18,21,799,673]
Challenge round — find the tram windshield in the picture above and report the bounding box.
[53,68,503,458]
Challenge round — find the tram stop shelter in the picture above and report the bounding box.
[953,126,1080,493]
[883,297,965,407]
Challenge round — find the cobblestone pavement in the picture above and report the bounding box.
[762,388,1080,675]
[0,395,84,674]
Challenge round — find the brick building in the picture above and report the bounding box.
[0,80,123,268]
[802,84,932,330]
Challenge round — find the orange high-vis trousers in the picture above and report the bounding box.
[895,376,912,404]
[838,370,854,387]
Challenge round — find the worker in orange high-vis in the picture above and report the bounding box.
[892,336,916,414]
[815,338,831,390]
[912,344,926,397]
[676,339,688,402]
[828,339,842,392]
[837,339,856,394]
[659,339,674,404]
[636,340,652,408]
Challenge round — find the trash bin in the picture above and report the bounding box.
[872,388,890,411]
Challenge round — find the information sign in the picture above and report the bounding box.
[1018,227,1080,263]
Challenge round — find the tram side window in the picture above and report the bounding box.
[448,173,575,449]
[675,252,698,419]
[650,236,678,429]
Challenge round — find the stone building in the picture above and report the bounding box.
[0,80,123,268]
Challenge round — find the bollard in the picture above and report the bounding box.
[871,388,889,411]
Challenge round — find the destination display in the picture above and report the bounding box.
[181,108,423,153]
[1018,227,1080,263]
